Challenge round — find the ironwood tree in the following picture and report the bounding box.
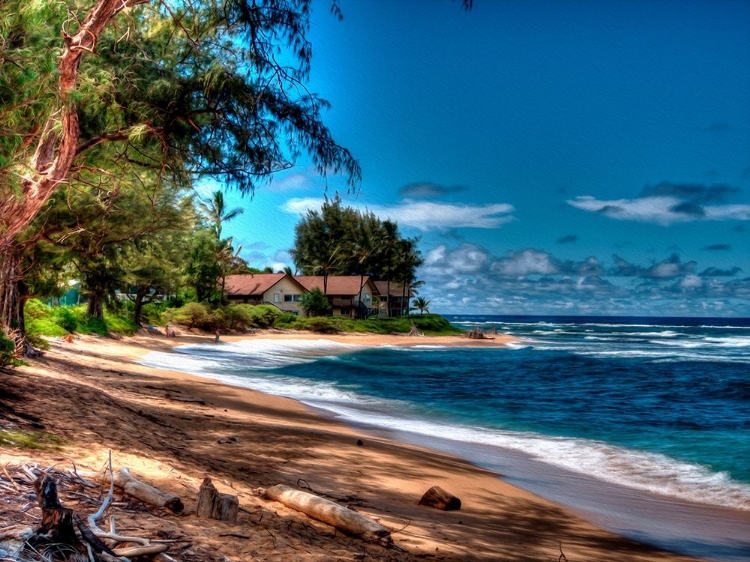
[0,0,360,354]
[290,195,424,314]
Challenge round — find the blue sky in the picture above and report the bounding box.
[217,0,750,317]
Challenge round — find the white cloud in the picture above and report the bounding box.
[568,195,750,225]
[281,198,515,231]
[680,275,704,289]
[424,244,489,275]
[490,250,558,277]
[267,171,319,193]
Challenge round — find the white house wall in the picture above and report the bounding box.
[263,277,304,313]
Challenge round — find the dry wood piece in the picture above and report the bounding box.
[418,486,461,511]
[197,478,239,522]
[33,475,81,548]
[112,467,184,513]
[263,484,390,543]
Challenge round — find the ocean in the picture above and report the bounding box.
[141,315,750,561]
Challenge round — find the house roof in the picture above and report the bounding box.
[224,273,304,296]
[295,275,379,296]
[372,281,413,298]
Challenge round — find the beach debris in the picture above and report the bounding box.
[262,484,391,544]
[356,439,364,446]
[0,462,173,562]
[217,435,239,444]
[197,478,239,522]
[466,327,493,340]
[105,467,184,513]
[418,486,461,511]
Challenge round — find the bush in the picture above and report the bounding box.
[276,312,298,326]
[305,317,340,334]
[25,298,51,320]
[167,302,212,330]
[0,330,15,366]
[300,288,331,317]
[52,307,78,333]
[243,304,282,328]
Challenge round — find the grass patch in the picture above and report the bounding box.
[0,428,66,450]
[284,314,463,336]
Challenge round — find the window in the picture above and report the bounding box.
[284,294,301,302]
[273,293,280,303]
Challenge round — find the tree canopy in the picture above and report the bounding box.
[290,195,424,294]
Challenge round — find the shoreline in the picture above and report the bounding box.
[1,331,706,561]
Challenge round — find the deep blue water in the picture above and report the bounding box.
[142,315,750,560]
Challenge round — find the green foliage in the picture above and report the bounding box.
[24,301,138,338]
[52,307,78,333]
[167,302,212,330]
[236,304,282,329]
[26,317,69,338]
[276,312,299,326]
[164,303,282,332]
[0,330,15,366]
[411,297,431,315]
[290,196,423,292]
[0,429,65,450]
[283,314,461,336]
[300,288,331,317]
[101,310,139,336]
[24,298,51,319]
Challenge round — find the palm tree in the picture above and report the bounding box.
[198,190,244,240]
[411,297,431,315]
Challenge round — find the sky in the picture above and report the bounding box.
[216,0,750,317]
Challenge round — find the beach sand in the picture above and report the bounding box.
[0,330,702,562]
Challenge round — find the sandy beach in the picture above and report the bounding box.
[0,330,703,562]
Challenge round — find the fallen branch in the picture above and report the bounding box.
[263,484,391,544]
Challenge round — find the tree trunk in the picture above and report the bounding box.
[133,291,145,326]
[0,247,31,355]
[386,279,391,317]
[86,291,104,319]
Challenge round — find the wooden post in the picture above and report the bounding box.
[197,478,239,522]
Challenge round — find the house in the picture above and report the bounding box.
[223,273,307,314]
[372,281,413,317]
[294,275,379,319]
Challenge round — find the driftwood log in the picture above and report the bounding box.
[263,484,391,543]
[111,467,184,513]
[418,486,461,511]
[197,477,239,521]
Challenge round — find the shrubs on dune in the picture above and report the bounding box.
[165,302,282,332]
[282,313,461,336]
[21,296,460,341]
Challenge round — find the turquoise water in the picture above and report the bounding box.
[141,316,750,561]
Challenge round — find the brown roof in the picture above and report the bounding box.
[224,273,304,296]
[372,281,413,298]
[294,276,379,296]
